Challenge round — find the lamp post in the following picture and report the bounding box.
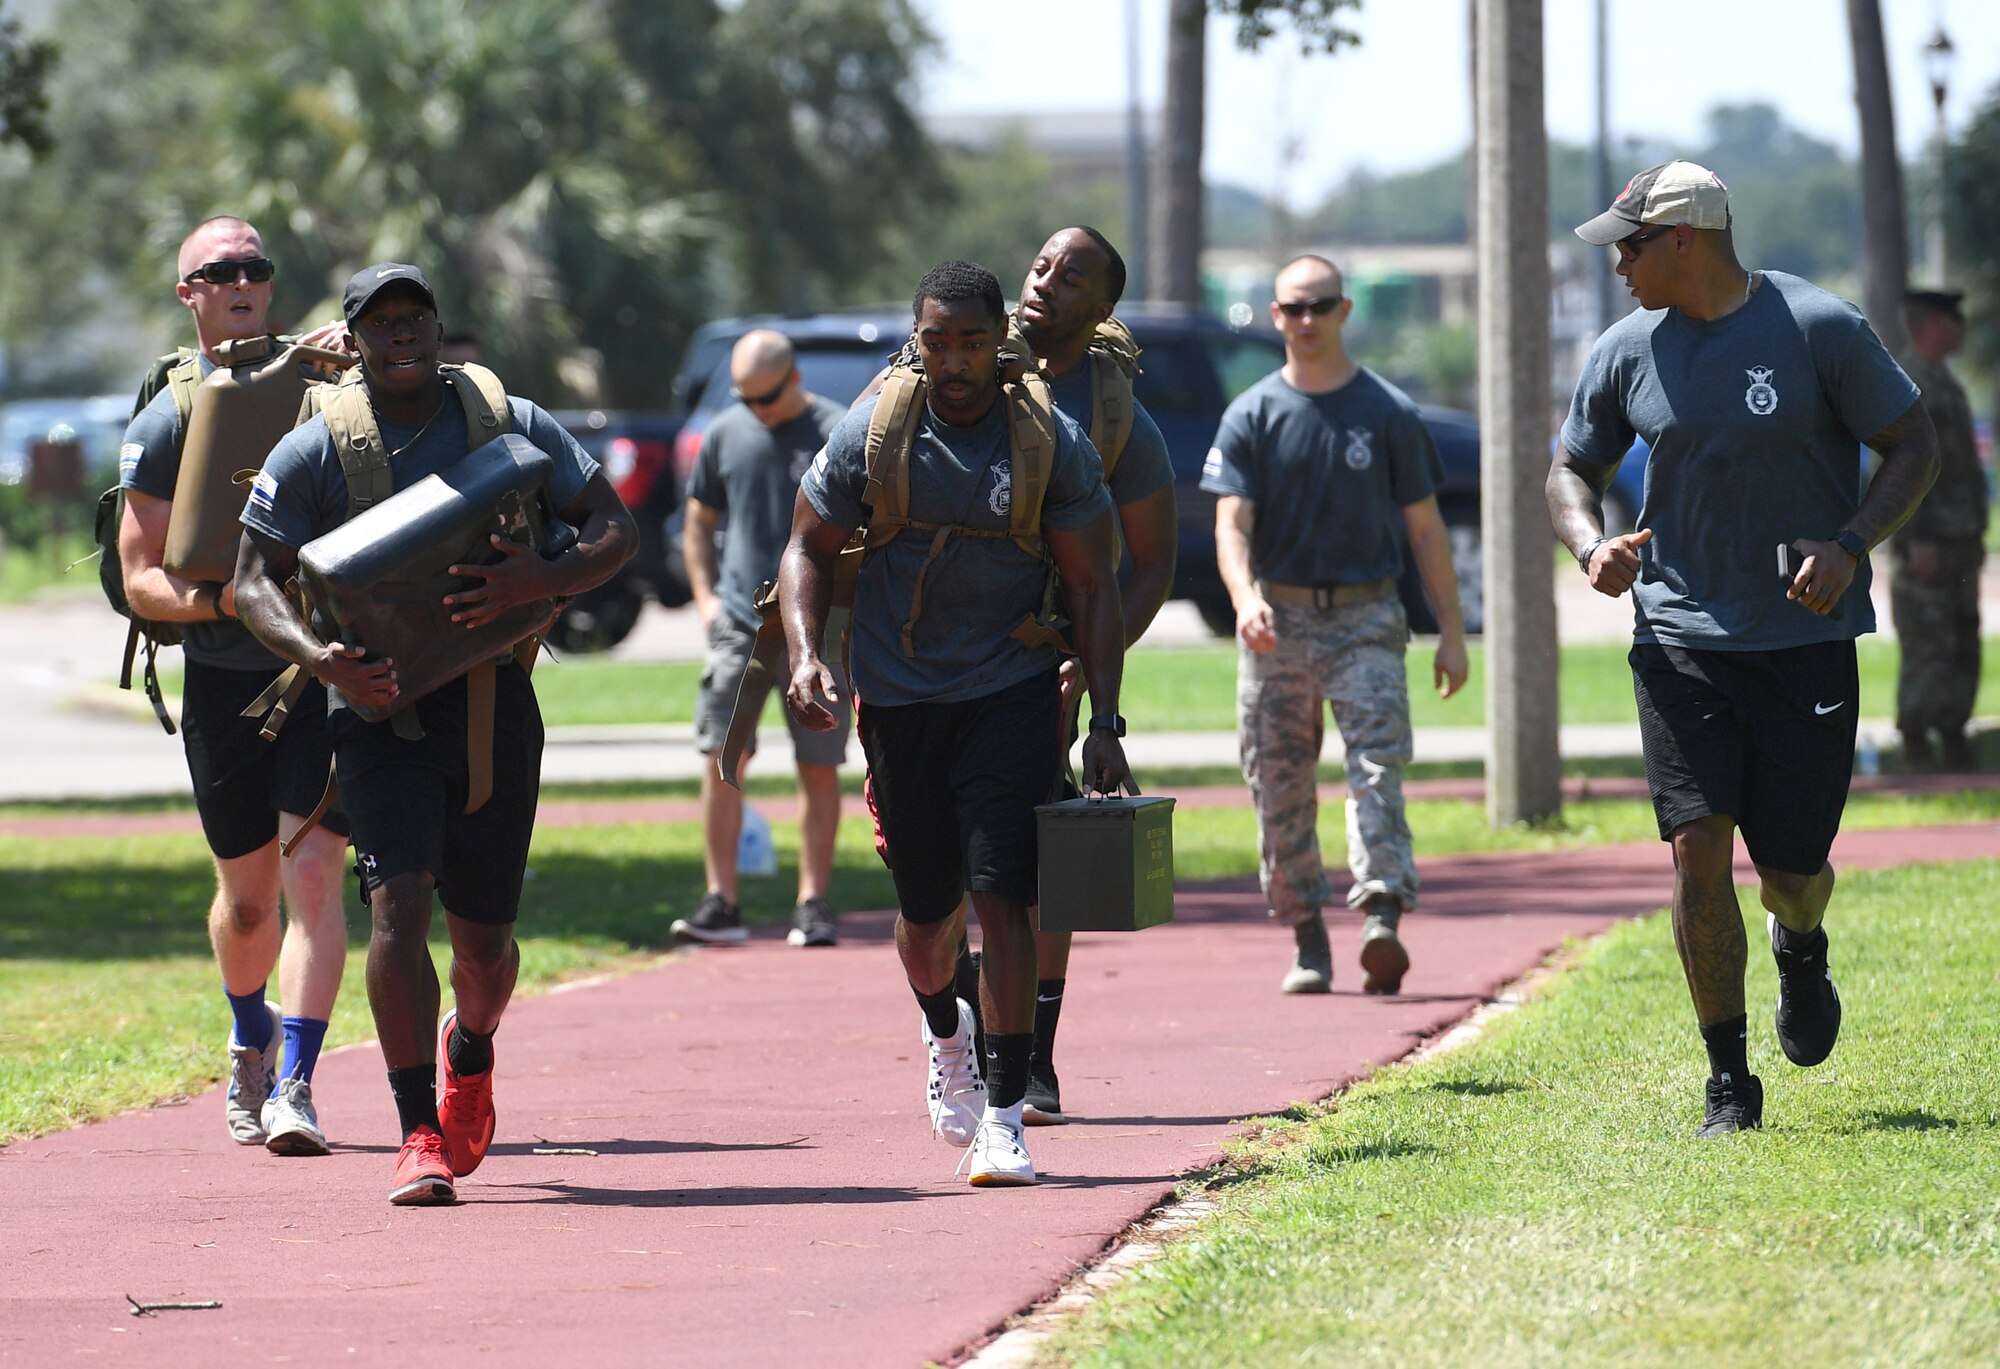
[1923,22,1956,285]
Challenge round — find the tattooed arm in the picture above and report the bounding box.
[1785,399,1939,616]
[1546,452,1652,598]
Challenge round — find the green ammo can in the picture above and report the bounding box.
[1034,794,1176,932]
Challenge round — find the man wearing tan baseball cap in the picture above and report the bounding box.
[1547,161,1940,1140]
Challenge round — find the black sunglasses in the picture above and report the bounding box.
[1615,226,1674,261]
[734,377,790,408]
[1275,294,1343,319]
[183,257,275,286]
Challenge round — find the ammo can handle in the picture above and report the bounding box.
[1085,774,1143,801]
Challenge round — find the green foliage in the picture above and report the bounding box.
[0,8,56,157]
[1212,0,1361,54]
[1375,319,1477,410]
[1946,90,2000,374]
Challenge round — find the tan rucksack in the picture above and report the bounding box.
[1015,314,1142,477]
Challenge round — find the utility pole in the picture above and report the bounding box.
[1156,0,1206,307]
[1475,0,1560,826]
[1124,0,1150,300]
[1594,0,1614,333]
[1845,0,1909,354]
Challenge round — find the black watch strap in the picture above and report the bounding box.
[1831,529,1867,561]
[1088,713,1126,737]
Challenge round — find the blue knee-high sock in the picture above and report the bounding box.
[225,985,272,1051]
[280,1016,330,1082]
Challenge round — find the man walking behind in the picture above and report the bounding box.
[672,330,851,949]
[1203,253,1468,997]
[782,261,1129,1186]
[118,215,350,1156]
[1892,289,1987,772]
[1550,162,1937,1137]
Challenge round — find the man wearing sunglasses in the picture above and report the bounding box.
[1551,161,1938,1138]
[1203,253,1468,998]
[115,216,353,1158]
[675,329,850,949]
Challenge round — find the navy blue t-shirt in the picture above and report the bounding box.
[1561,270,1917,650]
[119,354,278,670]
[1199,366,1439,586]
[801,393,1111,706]
[1046,366,1174,507]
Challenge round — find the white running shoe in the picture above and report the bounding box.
[263,1077,330,1157]
[963,1104,1037,1187]
[224,1002,282,1145]
[924,999,986,1146]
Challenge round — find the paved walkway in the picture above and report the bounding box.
[4,822,1998,1367]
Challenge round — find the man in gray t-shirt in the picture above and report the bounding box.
[115,214,352,1160]
[1551,161,1938,1140]
[1202,252,1467,1003]
[673,330,850,951]
[784,261,1128,1188]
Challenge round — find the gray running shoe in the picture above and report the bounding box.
[787,896,839,947]
[1359,912,1410,995]
[1281,915,1333,994]
[671,890,747,945]
[263,1077,330,1157]
[225,1002,282,1145]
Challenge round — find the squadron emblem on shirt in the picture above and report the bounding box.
[1344,428,1375,471]
[1744,366,1778,416]
[988,458,1013,515]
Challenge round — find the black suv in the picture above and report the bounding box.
[667,307,1487,637]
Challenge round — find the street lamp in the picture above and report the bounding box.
[1922,22,1956,284]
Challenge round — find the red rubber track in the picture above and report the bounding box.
[3,823,1997,1367]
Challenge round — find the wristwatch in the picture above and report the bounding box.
[1830,529,1868,562]
[1088,713,1126,737]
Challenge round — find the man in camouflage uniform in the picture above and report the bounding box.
[1202,254,1468,995]
[1893,289,1987,772]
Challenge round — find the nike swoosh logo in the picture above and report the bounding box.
[1815,701,1845,715]
[375,268,405,279]
[1036,994,1064,1003]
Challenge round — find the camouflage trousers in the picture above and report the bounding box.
[1238,594,1416,927]
[1891,537,1985,735]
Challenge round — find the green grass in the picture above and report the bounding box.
[0,531,100,603]
[4,789,1993,1145]
[1038,859,2000,1368]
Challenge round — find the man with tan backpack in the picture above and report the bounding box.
[234,263,635,1204]
[782,260,1130,1187]
[116,216,353,1158]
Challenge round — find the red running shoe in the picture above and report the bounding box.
[436,1010,496,1176]
[388,1125,455,1206]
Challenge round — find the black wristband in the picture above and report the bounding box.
[1088,713,1126,737]
[1576,536,1609,573]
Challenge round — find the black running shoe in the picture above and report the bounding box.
[1695,1071,1764,1139]
[787,896,838,947]
[1768,914,1841,1067]
[670,890,746,944]
[1023,1065,1066,1126]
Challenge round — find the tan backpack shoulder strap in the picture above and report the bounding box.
[314,381,393,519]
[1004,369,1058,558]
[862,367,925,532]
[1088,349,1134,478]
[441,362,511,449]
[166,353,203,434]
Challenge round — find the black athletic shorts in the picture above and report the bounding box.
[181,659,348,861]
[1630,640,1859,876]
[858,670,1063,924]
[331,661,543,924]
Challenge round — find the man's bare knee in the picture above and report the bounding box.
[1669,816,1735,875]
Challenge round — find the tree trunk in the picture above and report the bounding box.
[1155,0,1205,307]
[1846,0,1909,354]
[1476,0,1561,826]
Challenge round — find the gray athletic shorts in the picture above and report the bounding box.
[694,615,852,768]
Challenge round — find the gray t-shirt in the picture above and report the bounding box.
[686,394,845,632]
[1561,270,1918,650]
[1046,366,1175,506]
[242,393,598,549]
[800,393,1112,706]
[119,354,276,670]
[1199,366,1439,585]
